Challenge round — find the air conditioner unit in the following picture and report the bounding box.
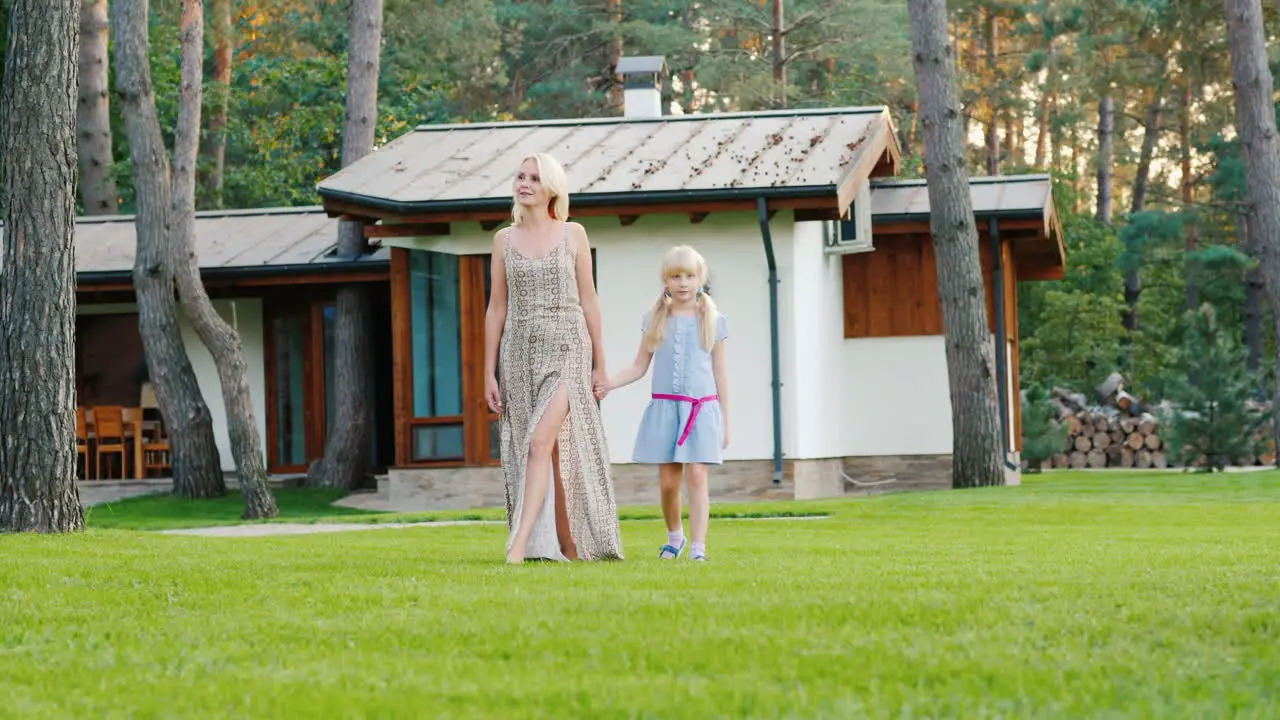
[823,179,873,255]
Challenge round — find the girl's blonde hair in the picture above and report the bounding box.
[511,152,570,226]
[643,245,720,352]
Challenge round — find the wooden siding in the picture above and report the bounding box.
[843,233,1023,449]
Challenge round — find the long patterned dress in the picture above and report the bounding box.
[499,224,624,561]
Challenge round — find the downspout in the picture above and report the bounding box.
[989,217,1019,471]
[758,197,784,483]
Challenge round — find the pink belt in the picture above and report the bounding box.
[652,393,719,446]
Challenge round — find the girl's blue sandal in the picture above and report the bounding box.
[658,538,685,559]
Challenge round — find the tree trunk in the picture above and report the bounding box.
[0,0,85,532]
[606,0,623,111]
[1123,88,1164,335]
[908,0,1005,488]
[114,0,227,500]
[1243,214,1265,373]
[1181,78,1199,310]
[1034,90,1050,169]
[1223,0,1280,464]
[983,8,998,175]
[199,0,232,208]
[304,0,383,491]
[169,0,277,519]
[1096,94,1115,224]
[76,0,117,215]
[771,0,786,109]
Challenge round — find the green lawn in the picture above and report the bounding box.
[82,488,838,531]
[4,472,1279,718]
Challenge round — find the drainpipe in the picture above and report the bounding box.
[758,197,784,483]
[989,217,1019,471]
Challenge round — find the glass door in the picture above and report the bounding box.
[268,309,309,471]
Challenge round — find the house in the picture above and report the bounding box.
[310,57,1066,509]
[10,208,397,478]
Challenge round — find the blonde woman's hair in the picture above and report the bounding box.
[511,152,570,226]
[643,245,721,352]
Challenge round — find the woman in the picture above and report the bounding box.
[483,152,624,564]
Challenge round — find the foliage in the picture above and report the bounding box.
[1020,383,1068,471]
[1019,201,1128,391]
[1162,303,1268,472]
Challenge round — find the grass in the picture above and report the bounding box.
[83,488,837,531]
[4,471,1279,718]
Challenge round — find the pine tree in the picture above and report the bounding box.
[1163,303,1267,472]
[1020,384,1067,472]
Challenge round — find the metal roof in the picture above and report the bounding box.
[615,56,666,75]
[870,174,1055,220]
[0,207,388,281]
[316,106,900,215]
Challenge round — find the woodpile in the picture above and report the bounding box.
[1041,373,1277,470]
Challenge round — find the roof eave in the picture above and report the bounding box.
[75,258,390,288]
[318,184,843,219]
[834,108,902,216]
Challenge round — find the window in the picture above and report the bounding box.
[408,251,465,462]
[272,313,308,467]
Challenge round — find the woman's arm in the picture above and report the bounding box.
[571,223,607,373]
[608,339,653,390]
[712,339,729,447]
[484,229,508,383]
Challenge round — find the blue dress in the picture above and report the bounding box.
[632,313,728,465]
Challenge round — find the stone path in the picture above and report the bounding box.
[162,514,829,538]
[162,519,503,537]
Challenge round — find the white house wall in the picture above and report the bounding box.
[397,213,787,464]
[78,299,266,472]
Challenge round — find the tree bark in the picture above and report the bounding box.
[77,0,117,215]
[771,0,786,108]
[1181,78,1200,310]
[908,0,1005,488]
[1096,94,1115,224]
[1223,0,1280,464]
[0,0,85,532]
[1123,88,1164,334]
[606,0,623,111]
[1243,214,1265,372]
[304,0,383,491]
[984,7,999,175]
[170,0,277,519]
[114,0,227,500]
[199,0,232,209]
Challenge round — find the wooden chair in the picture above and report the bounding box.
[143,439,172,478]
[75,407,90,480]
[92,406,127,479]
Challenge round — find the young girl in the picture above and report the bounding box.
[608,245,729,562]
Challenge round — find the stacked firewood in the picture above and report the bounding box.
[1043,373,1277,469]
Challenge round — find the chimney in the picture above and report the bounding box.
[615,55,666,119]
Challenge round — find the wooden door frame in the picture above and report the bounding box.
[391,248,497,468]
[263,293,333,473]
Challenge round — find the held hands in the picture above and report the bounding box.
[592,368,610,401]
[485,374,503,414]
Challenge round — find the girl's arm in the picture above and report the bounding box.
[712,339,729,447]
[483,230,508,384]
[608,338,654,390]
[571,224,608,375]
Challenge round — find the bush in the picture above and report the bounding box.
[1162,304,1267,472]
[1021,384,1068,472]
